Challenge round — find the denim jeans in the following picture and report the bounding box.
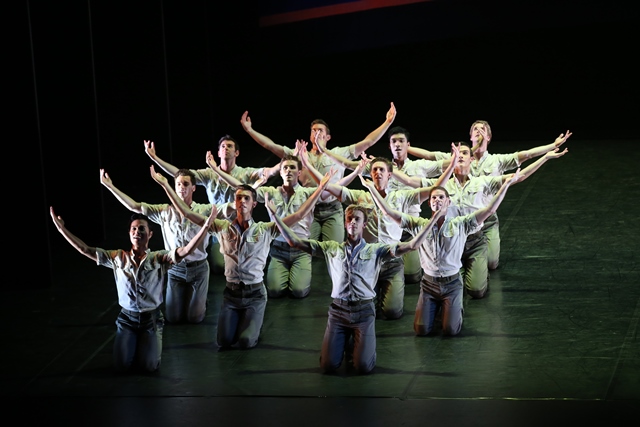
[414,274,463,336]
[217,283,267,350]
[166,259,210,323]
[320,299,376,374]
[114,308,164,372]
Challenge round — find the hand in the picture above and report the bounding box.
[204,206,217,228]
[240,111,252,132]
[264,193,277,216]
[252,171,268,189]
[99,168,112,187]
[315,131,327,153]
[545,147,569,160]
[386,101,397,124]
[354,156,370,176]
[553,130,572,148]
[432,206,446,222]
[506,168,521,186]
[50,206,65,228]
[144,140,156,158]
[450,142,461,161]
[295,139,309,161]
[150,165,168,186]
[206,151,218,169]
[358,174,375,190]
[479,127,490,144]
[319,168,337,189]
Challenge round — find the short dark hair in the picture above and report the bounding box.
[236,184,257,201]
[429,186,450,198]
[281,154,302,170]
[174,168,196,185]
[218,135,240,151]
[459,140,473,151]
[310,119,331,135]
[130,213,151,227]
[370,157,394,172]
[388,126,409,140]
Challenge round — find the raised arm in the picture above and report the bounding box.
[144,140,180,177]
[175,210,215,259]
[391,168,422,188]
[265,194,313,253]
[505,146,569,185]
[150,166,215,227]
[315,132,360,170]
[474,170,520,224]
[407,146,448,161]
[240,110,288,158]
[100,169,143,213]
[359,175,403,225]
[282,169,337,226]
[352,102,397,157]
[50,207,98,262]
[395,208,445,256]
[298,140,341,199]
[205,151,243,188]
[516,130,572,163]
[414,142,460,203]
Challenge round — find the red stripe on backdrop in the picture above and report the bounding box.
[259,0,433,27]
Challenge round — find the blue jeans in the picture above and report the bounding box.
[217,283,267,350]
[414,274,463,336]
[114,308,164,373]
[166,259,210,323]
[267,241,312,298]
[320,299,376,374]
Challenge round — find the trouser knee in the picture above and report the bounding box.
[467,288,487,299]
[414,324,433,336]
[379,306,403,320]
[290,286,310,299]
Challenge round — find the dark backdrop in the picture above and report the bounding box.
[16,0,637,287]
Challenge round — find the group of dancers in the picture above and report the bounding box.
[50,102,571,374]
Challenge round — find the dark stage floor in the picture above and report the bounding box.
[6,140,639,426]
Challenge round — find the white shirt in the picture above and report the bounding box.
[96,248,177,312]
[209,219,279,285]
[309,239,398,301]
[401,213,481,278]
[257,184,317,242]
[142,202,212,262]
[341,187,421,244]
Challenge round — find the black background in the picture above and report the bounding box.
[15,0,637,287]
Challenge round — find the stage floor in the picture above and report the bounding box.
[7,140,639,426]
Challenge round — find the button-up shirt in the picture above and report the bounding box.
[388,158,444,194]
[283,145,356,203]
[96,248,177,312]
[209,218,278,285]
[341,187,421,244]
[257,184,317,242]
[309,239,398,301]
[401,213,480,277]
[470,151,520,177]
[421,175,503,218]
[191,165,263,217]
[142,202,212,263]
